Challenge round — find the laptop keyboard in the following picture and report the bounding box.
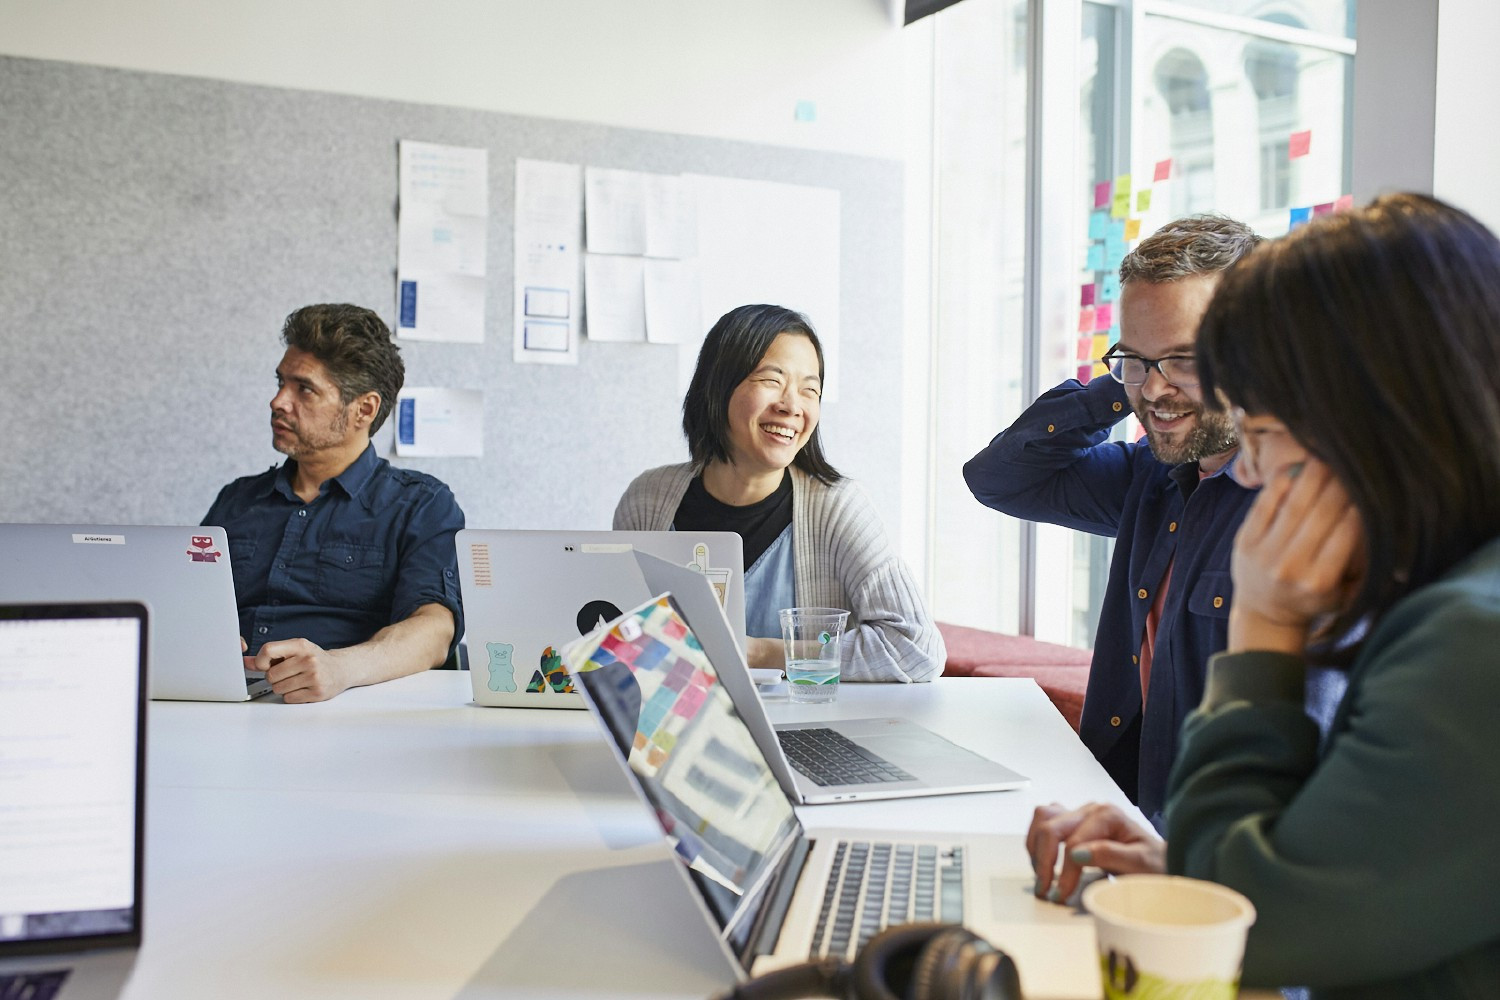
[776,727,916,786]
[0,971,70,1000]
[809,841,965,960]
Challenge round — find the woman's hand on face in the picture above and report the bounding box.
[1026,803,1165,904]
[1229,457,1365,654]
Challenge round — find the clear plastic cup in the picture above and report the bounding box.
[778,607,849,704]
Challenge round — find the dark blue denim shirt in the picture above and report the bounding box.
[203,443,464,659]
[963,376,1255,828]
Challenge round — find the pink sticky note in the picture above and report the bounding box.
[1094,303,1114,332]
[1081,283,1096,306]
[1076,337,1092,361]
[1335,194,1355,212]
[1153,158,1172,182]
[1289,130,1312,159]
[1313,202,1335,217]
[1094,180,1112,209]
[1077,364,1094,386]
[1079,306,1096,334]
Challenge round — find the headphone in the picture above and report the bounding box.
[713,923,1024,1000]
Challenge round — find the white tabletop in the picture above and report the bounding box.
[129,673,1146,1000]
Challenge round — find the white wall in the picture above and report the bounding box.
[0,0,938,566]
[1434,0,1500,232]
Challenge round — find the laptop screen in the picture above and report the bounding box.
[566,595,798,943]
[0,604,146,955]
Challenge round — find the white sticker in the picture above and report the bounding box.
[579,543,633,553]
[72,534,125,545]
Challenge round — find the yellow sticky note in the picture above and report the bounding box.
[1115,173,1132,197]
[1124,218,1142,241]
[1137,189,1152,212]
[1092,334,1109,360]
[1111,174,1133,219]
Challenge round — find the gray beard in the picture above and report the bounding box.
[1142,407,1238,466]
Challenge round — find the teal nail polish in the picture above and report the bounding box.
[1286,462,1304,479]
[1047,886,1062,903]
[1070,846,1093,865]
[1033,876,1043,897]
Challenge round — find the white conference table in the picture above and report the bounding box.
[128,673,1149,1000]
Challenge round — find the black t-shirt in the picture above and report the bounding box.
[673,471,793,571]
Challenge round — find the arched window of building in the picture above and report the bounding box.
[1154,48,1214,215]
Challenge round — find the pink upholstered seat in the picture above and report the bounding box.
[937,622,1092,732]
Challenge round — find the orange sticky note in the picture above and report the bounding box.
[1335,194,1355,212]
[1076,337,1093,361]
[1079,306,1096,334]
[1153,158,1172,182]
[1124,218,1142,241]
[1289,130,1312,159]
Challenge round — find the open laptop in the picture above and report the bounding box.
[609,552,1028,804]
[0,524,270,701]
[0,601,148,1000]
[561,589,1099,1000]
[455,529,746,709]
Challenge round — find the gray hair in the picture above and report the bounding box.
[1120,214,1263,285]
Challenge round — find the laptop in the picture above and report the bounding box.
[608,552,1029,804]
[455,529,746,709]
[561,589,1099,1000]
[0,601,148,1000]
[0,524,271,701]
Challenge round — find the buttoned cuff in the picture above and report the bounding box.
[1200,650,1306,711]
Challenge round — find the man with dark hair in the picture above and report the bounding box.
[204,303,465,703]
[964,216,1261,830]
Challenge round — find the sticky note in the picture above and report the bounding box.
[1153,158,1172,182]
[1105,237,1128,270]
[1077,364,1094,385]
[1095,303,1114,331]
[1107,324,1121,346]
[1101,274,1121,303]
[1124,218,1142,241]
[794,100,817,122]
[1086,244,1106,271]
[1079,307,1096,333]
[1081,283,1096,306]
[1094,180,1112,209]
[1092,334,1109,360]
[1313,202,1335,217]
[1335,194,1355,212]
[1108,220,1126,243]
[1076,337,1093,361]
[1089,210,1109,239]
[1289,130,1312,159]
[1289,206,1312,229]
[1112,190,1131,219]
[1137,190,1152,212]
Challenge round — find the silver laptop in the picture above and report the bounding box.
[561,587,1098,1000]
[0,524,270,701]
[611,552,1029,804]
[0,601,148,1000]
[456,529,746,709]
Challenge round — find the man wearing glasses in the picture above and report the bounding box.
[964,215,1261,832]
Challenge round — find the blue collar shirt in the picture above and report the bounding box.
[964,376,1256,827]
[203,443,464,659]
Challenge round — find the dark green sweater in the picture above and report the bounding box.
[1165,538,1500,999]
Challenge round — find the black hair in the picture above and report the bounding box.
[281,303,404,434]
[682,304,842,484]
[1197,192,1500,653]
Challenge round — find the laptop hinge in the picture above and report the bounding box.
[743,836,813,964]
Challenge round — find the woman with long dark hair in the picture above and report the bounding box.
[614,304,943,682]
[1027,194,1500,996]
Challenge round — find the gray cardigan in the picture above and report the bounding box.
[613,463,944,683]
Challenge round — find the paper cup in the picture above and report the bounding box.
[1082,875,1256,1000]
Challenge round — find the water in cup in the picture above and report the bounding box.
[779,608,849,705]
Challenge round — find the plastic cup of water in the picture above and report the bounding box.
[778,607,849,704]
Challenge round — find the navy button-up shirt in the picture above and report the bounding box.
[203,444,464,659]
[964,376,1255,827]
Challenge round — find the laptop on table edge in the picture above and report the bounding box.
[0,601,148,1000]
[559,581,1099,1000]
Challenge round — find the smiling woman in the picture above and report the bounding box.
[613,304,944,682]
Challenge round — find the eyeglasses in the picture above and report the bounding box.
[1099,347,1200,387]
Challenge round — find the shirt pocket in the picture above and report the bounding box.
[227,536,259,565]
[315,542,389,609]
[1186,570,1233,619]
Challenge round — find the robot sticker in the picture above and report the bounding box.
[485,642,517,693]
[187,535,222,563]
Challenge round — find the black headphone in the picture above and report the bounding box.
[713,923,1024,1000]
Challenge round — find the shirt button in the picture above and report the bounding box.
[258,626,268,634]
[1110,716,1122,727]
[1213,596,1224,608]
[278,562,286,569]
[1168,521,1178,532]
[345,555,354,563]
[1137,588,1148,600]
[1131,654,1139,664]
[1046,423,1055,433]
[1112,401,1122,412]
[298,510,307,517]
